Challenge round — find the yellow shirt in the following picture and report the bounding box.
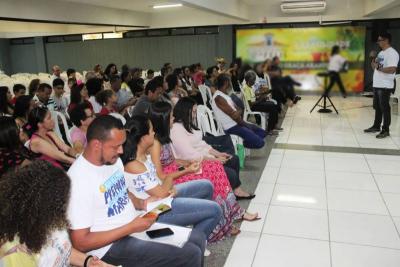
[243,84,256,103]
[0,239,37,267]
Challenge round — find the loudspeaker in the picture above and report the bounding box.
[371,20,389,42]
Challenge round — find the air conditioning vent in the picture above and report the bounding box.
[281,1,326,13]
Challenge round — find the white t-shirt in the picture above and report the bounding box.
[373,47,399,89]
[38,230,72,267]
[89,95,102,114]
[211,90,238,130]
[328,54,346,72]
[125,156,161,200]
[67,156,138,258]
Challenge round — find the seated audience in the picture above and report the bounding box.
[122,115,222,241]
[120,71,133,96]
[67,115,206,267]
[13,95,35,127]
[212,74,266,149]
[169,98,255,199]
[50,65,63,84]
[205,66,219,89]
[68,83,93,114]
[0,116,33,177]
[144,69,154,86]
[131,77,163,116]
[96,90,117,116]
[0,160,113,267]
[166,74,188,104]
[110,75,136,113]
[93,64,103,79]
[33,83,56,111]
[229,62,241,93]
[103,63,118,82]
[28,78,40,97]
[243,70,280,135]
[52,78,69,116]
[25,106,77,168]
[130,78,145,98]
[67,77,77,91]
[11,84,26,105]
[69,103,95,154]
[0,86,14,116]
[86,78,103,114]
[130,67,142,80]
[191,63,205,86]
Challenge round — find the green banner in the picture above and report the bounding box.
[236,26,366,92]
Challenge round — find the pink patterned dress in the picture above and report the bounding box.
[160,143,244,242]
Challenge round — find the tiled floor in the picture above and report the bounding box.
[224,95,400,267]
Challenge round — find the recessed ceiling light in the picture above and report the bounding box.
[153,3,183,9]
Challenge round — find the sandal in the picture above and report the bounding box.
[239,212,261,222]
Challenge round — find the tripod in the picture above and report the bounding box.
[310,72,339,114]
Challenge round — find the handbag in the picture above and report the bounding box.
[202,132,235,155]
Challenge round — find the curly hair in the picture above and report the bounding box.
[0,160,70,253]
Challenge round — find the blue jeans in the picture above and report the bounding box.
[102,228,206,267]
[158,180,222,238]
[225,122,266,148]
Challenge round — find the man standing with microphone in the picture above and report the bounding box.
[364,32,399,139]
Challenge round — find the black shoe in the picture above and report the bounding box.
[376,131,390,139]
[293,95,301,104]
[364,126,380,133]
[235,194,256,200]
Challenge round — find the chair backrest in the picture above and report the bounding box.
[51,111,71,145]
[239,85,253,113]
[196,105,224,136]
[109,112,127,125]
[264,73,272,89]
[127,105,135,118]
[198,85,208,106]
[394,75,400,98]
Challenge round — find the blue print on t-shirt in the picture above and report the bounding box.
[100,170,129,217]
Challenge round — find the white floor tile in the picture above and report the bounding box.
[283,149,323,157]
[251,183,275,205]
[252,234,331,267]
[325,157,370,173]
[375,174,400,194]
[263,206,329,240]
[331,242,400,267]
[259,166,280,184]
[326,171,378,191]
[393,217,400,231]
[382,193,400,217]
[271,184,327,210]
[266,154,283,167]
[223,231,260,267]
[277,168,325,188]
[281,155,325,170]
[324,152,365,159]
[368,159,400,175]
[328,188,388,215]
[329,211,400,249]
[240,202,268,233]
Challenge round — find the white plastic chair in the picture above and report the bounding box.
[51,111,72,145]
[196,105,223,136]
[239,86,267,130]
[198,85,209,106]
[110,112,126,125]
[391,74,400,114]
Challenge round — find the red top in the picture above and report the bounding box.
[99,107,115,116]
[10,97,17,105]
[68,100,93,114]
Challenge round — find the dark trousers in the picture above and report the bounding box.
[326,71,346,96]
[373,87,391,132]
[102,228,205,267]
[251,100,279,131]
[223,155,241,190]
[225,122,266,149]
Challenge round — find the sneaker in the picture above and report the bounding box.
[364,126,380,133]
[376,131,390,139]
[275,127,284,131]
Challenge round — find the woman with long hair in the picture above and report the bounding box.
[68,83,93,114]
[0,160,113,266]
[0,116,33,177]
[25,106,78,168]
[0,86,14,116]
[166,74,188,105]
[28,78,40,97]
[150,101,259,242]
[13,95,35,128]
[121,115,222,242]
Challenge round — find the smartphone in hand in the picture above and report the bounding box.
[146,228,174,239]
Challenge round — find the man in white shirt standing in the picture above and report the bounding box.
[364,32,399,139]
[67,115,205,267]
